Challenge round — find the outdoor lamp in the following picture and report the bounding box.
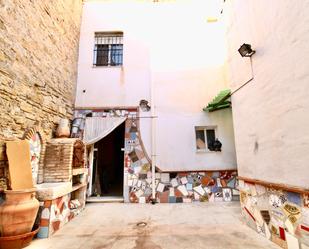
[139,99,151,112]
[238,43,255,57]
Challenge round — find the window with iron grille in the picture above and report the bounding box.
[93,32,123,66]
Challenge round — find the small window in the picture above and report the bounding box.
[93,32,123,66]
[195,126,219,152]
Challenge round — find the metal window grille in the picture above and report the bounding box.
[93,32,123,66]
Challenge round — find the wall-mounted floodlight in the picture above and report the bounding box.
[238,43,255,57]
[139,99,151,112]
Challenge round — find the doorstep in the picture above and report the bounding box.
[86,196,124,203]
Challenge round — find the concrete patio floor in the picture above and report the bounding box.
[29,202,280,249]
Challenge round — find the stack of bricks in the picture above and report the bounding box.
[43,138,79,183]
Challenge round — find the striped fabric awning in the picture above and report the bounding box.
[84,117,126,145]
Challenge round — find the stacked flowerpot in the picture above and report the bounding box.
[0,189,39,249]
[0,140,40,249]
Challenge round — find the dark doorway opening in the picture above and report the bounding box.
[91,122,125,197]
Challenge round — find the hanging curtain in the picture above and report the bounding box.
[84,117,126,145]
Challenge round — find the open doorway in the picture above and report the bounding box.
[91,122,125,197]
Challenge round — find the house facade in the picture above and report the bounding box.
[74,0,238,203]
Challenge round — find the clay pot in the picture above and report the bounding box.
[0,188,39,237]
[0,225,39,249]
[56,119,70,138]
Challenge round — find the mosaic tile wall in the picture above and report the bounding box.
[37,190,86,238]
[73,109,239,204]
[126,170,239,204]
[239,180,309,249]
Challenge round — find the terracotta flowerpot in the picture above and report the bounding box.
[56,119,70,138]
[0,188,39,237]
[0,225,39,249]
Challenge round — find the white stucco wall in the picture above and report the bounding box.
[223,0,309,188]
[76,0,237,171]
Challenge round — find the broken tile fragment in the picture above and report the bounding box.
[180,176,188,185]
[183,198,192,203]
[169,187,175,196]
[227,177,236,188]
[157,183,165,193]
[193,185,205,196]
[160,173,170,183]
[186,183,193,191]
[171,178,178,187]
[222,188,232,202]
[159,191,169,203]
[287,192,302,206]
[176,197,183,203]
[285,232,300,249]
[177,185,189,196]
[139,197,146,204]
[135,189,143,198]
[155,173,161,179]
[169,196,176,203]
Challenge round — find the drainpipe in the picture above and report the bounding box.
[150,68,157,202]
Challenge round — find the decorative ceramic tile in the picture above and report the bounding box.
[285,218,296,235]
[286,232,300,249]
[171,178,178,187]
[183,198,192,203]
[160,173,170,183]
[209,193,215,202]
[193,185,205,196]
[233,189,240,195]
[41,208,50,219]
[269,194,285,208]
[176,197,183,203]
[227,177,236,188]
[216,178,222,187]
[204,186,211,194]
[132,179,138,186]
[255,184,266,195]
[214,196,223,202]
[194,192,200,200]
[155,173,161,179]
[159,191,169,203]
[304,194,309,208]
[283,203,301,218]
[180,176,188,185]
[169,196,176,203]
[135,189,144,198]
[260,210,271,225]
[128,150,139,162]
[286,192,302,206]
[169,187,175,196]
[186,183,193,191]
[157,183,165,193]
[177,185,189,196]
[223,188,232,202]
[37,227,49,239]
[133,166,141,174]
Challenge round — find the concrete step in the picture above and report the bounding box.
[86,196,124,203]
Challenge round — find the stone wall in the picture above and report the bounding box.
[0,0,83,188]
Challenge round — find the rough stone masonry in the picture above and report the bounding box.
[0,0,83,186]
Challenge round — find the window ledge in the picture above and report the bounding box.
[92,65,123,69]
[196,150,221,153]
